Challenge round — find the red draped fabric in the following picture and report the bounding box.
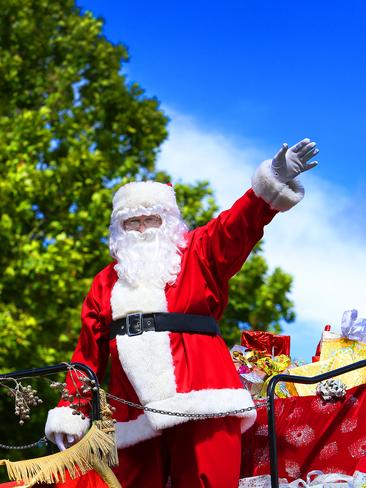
[241,384,366,480]
[54,471,109,487]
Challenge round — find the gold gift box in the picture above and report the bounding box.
[286,347,366,396]
[320,330,366,361]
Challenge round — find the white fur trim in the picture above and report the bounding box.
[45,406,90,444]
[111,280,168,320]
[115,414,161,449]
[144,388,257,432]
[252,159,304,212]
[112,181,179,217]
[116,331,177,404]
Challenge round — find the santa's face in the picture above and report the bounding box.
[122,214,162,233]
[109,206,188,291]
[108,184,188,316]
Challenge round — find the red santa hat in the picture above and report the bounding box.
[112,181,180,219]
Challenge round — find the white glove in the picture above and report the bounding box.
[45,406,89,451]
[54,432,81,451]
[271,138,319,183]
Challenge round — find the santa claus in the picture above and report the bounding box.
[45,139,318,487]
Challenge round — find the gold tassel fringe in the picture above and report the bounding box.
[0,419,119,485]
[93,462,122,488]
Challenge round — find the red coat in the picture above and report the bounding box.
[55,189,277,448]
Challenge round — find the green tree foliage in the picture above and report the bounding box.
[0,0,171,371]
[0,0,294,460]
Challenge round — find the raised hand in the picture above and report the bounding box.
[271,138,319,183]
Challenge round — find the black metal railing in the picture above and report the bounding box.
[0,362,101,421]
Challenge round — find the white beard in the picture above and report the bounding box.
[111,227,183,319]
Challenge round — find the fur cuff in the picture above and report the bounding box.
[115,414,161,449]
[252,160,304,212]
[45,406,90,444]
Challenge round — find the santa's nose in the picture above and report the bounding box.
[136,223,147,232]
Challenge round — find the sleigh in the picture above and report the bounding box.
[240,359,366,487]
[2,360,366,487]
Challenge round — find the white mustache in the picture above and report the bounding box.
[125,227,160,242]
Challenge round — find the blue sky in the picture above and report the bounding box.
[79,0,366,360]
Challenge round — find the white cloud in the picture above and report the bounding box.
[157,108,366,360]
[158,110,262,207]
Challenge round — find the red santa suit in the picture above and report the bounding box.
[45,160,304,487]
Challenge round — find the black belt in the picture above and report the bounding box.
[110,312,221,339]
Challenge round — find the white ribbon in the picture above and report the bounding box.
[353,470,366,487]
[305,470,352,487]
[239,471,354,488]
[238,475,288,488]
[341,309,366,343]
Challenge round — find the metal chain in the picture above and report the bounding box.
[0,359,269,450]
[107,392,269,419]
[0,437,48,450]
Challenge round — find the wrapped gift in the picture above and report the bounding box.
[230,345,266,396]
[287,348,366,396]
[231,344,248,371]
[240,370,265,398]
[241,330,290,356]
[286,357,335,396]
[320,333,366,362]
[320,310,366,362]
[231,344,291,398]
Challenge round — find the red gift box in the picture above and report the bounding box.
[241,331,290,357]
[54,470,111,487]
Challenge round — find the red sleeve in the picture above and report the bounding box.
[58,277,110,412]
[195,188,278,283]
